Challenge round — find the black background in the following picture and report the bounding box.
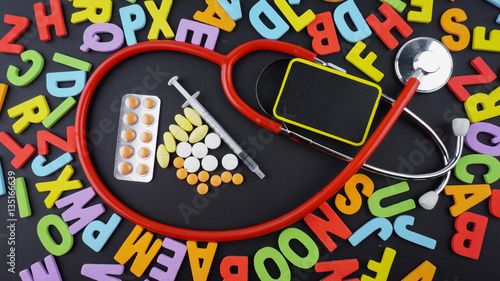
[1,0,500,280]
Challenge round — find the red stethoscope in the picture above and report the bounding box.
[76,38,452,242]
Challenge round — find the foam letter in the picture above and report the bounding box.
[37,214,74,256]
[6,49,44,87]
[36,165,83,208]
[315,259,360,281]
[175,19,220,50]
[145,0,174,40]
[307,12,340,55]
[46,70,86,98]
[119,4,146,46]
[401,261,436,281]
[0,83,7,113]
[8,95,50,134]
[81,264,124,281]
[335,174,374,215]
[55,187,105,235]
[34,0,67,42]
[194,0,236,32]
[254,247,290,281]
[80,23,125,52]
[53,52,92,72]
[0,132,36,169]
[447,57,496,102]
[274,0,315,32]
[367,181,416,218]
[114,225,163,277]
[31,153,73,177]
[0,14,30,54]
[278,228,319,269]
[445,184,491,217]
[217,0,242,21]
[360,247,396,281]
[454,154,500,184]
[465,122,500,156]
[220,256,248,281]
[490,189,500,218]
[42,97,78,128]
[366,3,413,50]
[333,0,372,43]
[464,86,500,123]
[451,212,488,260]
[71,0,113,24]
[37,126,77,155]
[83,213,122,252]
[15,177,31,218]
[187,241,218,281]
[440,8,470,52]
[348,217,393,246]
[148,237,187,281]
[473,26,500,52]
[407,0,433,24]
[249,0,289,40]
[346,41,384,82]
[303,202,352,252]
[19,255,62,281]
[0,159,5,196]
[394,215,437,249]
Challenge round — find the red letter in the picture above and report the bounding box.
[366,3,413,50]
[220,256,248,281]
[37,126,76,155]
[315,259,359,281]
[304,202,352,252]
[0,131,36,169]
[451,212,488,260]
[447,57,497,102]
[307,12,340,55]
[34,0,67,42]
[0,15,30,54]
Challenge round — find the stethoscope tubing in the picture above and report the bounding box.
[76,40,423,242]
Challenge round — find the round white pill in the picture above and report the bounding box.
[201,155,218,172]
[192,143,208,159]
[176,142,192,158]
[184,156,201,173]
[222,154,238,170]
[205,133,221,149]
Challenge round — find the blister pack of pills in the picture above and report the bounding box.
[113,94,161,182]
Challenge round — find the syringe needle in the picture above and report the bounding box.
[168,76,265,179]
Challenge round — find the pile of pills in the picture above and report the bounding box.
[156,107,243,194]
[113,94,161,182]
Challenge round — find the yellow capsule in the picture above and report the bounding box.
[169,124,189,142]
[189,124,209,144]
[163,132,177,153]
[184,107,203,127]
[156,144,170,168]
[175,114,194,132]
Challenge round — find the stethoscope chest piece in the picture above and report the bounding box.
[395,37,453,93]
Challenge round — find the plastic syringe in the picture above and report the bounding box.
[168,76,265,179]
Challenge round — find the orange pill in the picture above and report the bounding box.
[173,157,184,169]
[177,168,188,180]
[118,162,132,175]
[198,171,209,182]
[136,164,148,175]
[124,112,138,124]
[120,145,133,158]
[221,171,232,183]
[137,147,150,158]
[210,175,222,187]
[232,173,244,185]
[143,98,155,109]
[126,96,139,108]
[122,129,136,141]
[142,114,154,125]
[140,131,152,143]
[197,183,209,195]
[187,174,198,185]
